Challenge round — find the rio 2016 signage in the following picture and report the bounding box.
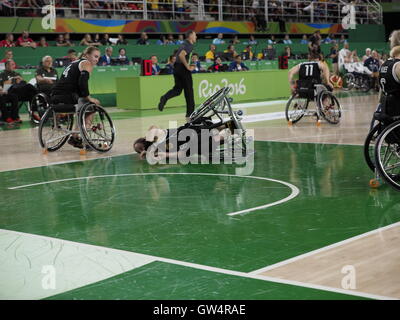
[198,78,246,98]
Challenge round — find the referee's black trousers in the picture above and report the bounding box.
[163,63,195,117]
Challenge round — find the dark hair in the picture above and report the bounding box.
[119,48,126,54]
[67,49,76,54]
[185,30,195,38]
[192,52,199,57]
[309,50,320,60]
[133,137,146,153]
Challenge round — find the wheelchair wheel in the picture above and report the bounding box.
[285,93,309,124]
[30,93,50,124]
[363,124,381,172]
[342,73,355,91]
[190,87,229,121]
[317,91,341,124]
[374,120,400,191]
[360,77,371,93]
[79,103,115,152]
[38,107,74,152]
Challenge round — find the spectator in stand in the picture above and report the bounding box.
[117,34,128,45]
[364,50,380,73]
[308,30,321,54]
[156,35,167,45]
[208,56,227,72]
[117,48,130,65]
[283,35,292,45]
[56,34,69,47]
[151,55,160,75]
[323,34,333,44]
[205,44,216,63]
[190,53,205,73]
[64,33,74,46]
[137,32,149,45]
[228,55,249,72]
[0,34,15,48]
[0,82,19,125]
[229,35,240,45]
[100,34,113,46]
[16,31,37,48]
[242,45,254,60]
[338,42,351,73]
[248,35,257,45]
[0,50,14,64]
[212,33,225,45]
[339,34,348,44]
[267,35,277,45]
[300,34,308,44]
[176,34,184,45]
[283,46,294,59]
[80,34,101,46]
[362,48,372,62]
[37,36,48,47]
[224,45,238,62]
[164,55,176,74]
[166,34,176,45]
[263,45,276,60]
[98,46,113,66]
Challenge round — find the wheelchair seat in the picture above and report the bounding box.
[51,103,76,113]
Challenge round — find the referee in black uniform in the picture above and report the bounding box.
[158,30,197,121]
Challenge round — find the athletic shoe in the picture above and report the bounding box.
[6,118,14,124]
[32,113,41,122]
[158,95,167,112]
[13,118,22,124]
[67,136,83,149]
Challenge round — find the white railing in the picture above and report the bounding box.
[0,0,383,25]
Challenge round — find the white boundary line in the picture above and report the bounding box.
[7,173,300,217]
[0,228,395,300]
[249,221,400,275]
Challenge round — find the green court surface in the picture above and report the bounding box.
[0,141,398,299]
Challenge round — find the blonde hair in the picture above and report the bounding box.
[390,46,400,58]
[390,30,400,49]
[78,46,100,59]
[42,55,52,63]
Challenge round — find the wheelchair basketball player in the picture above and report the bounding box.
[50,46,101,149]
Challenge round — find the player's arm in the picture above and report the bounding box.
[78,60,100,105]
[320,62,333,89]
[288,64,300,91]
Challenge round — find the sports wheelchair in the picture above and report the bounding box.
[29,92,50,124]
[364,104,400,191]
[38,100,115,153]
[342,71,374,93]
[285,81,341,125]
[188,86,252,161]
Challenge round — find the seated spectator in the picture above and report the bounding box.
[117,34,128,45]
[364,50,380,73]
[176,34,184,45]
[283,35,292,44]
[163,55,176,75]
[166,34,175,45]
[100,34,113,46]
[208,56,227,72]
[64,33,74,46]
[338,42,351,73]
[300,34,308,44]
[0,60,38,123]
[137,32,149,45]
[229,35,240,45]
[223,45,238,62]
[248,35,257,45]
[330,42,339,75]
[263,45,276,60]
[56,34,68,47]
[98,46,113,66]
[151,55,160,75]
[63,49,78,64]
[339,34,348,44]
[283,46,294,59]
[16,31,36,48]
[242,45,254,60]
[323,34,333,44]
[117,48,130,65]
[212,33,225,45]
[156,35,167,45]
[205,44,216,63]
[37,36,48,47]
[267,35,277,45]
[0,50,14,64]
[362,48,372,63]
[80,34,101,46]
[190,53,205,73]
[229,55,249,72]
[0,33,15,48]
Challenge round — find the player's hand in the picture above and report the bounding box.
[89,97,100,105]
[290,84,297,94]
[187,65,196,71]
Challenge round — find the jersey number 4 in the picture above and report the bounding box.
[62,64,72,78]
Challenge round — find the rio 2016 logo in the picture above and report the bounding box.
[198,79,246,98]
[341,1,356,30]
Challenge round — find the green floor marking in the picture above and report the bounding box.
[1,141,398,276]
[45,261,367,300]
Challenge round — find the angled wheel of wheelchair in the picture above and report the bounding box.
[38,106,74,152]
[285,93,309,124]
[30,93,50,124]
[360,76,371,93]
[190,87,230,122]
[78,103,115,152]
[342,73,355,91]
[317,91,341,124]
[374,120,400,191]
[364,123,381,172]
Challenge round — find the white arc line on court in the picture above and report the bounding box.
[8,173,300,217]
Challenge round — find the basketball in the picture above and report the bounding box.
[330,75,343,88]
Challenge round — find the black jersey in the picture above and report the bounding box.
[51,58,88,97]
[299,61,322,83]
[379,58,400,97]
